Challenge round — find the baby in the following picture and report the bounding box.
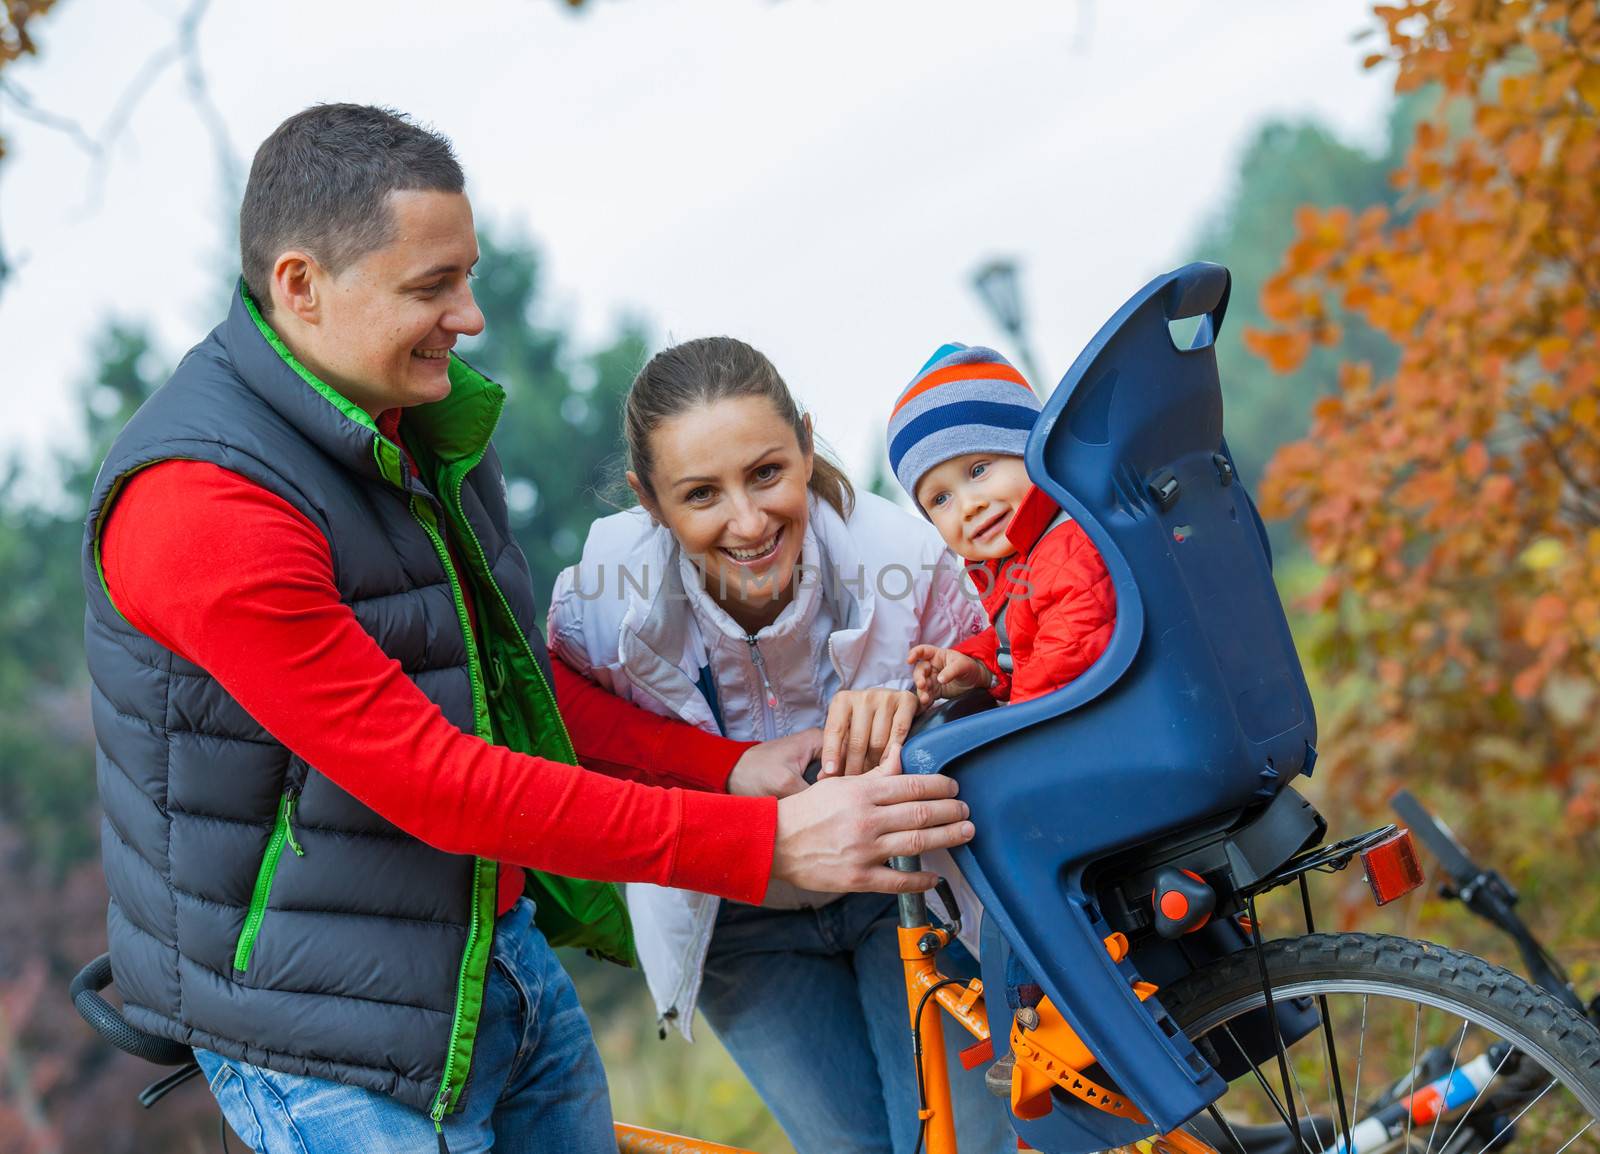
[886,343,1119,1090]
[887,343,1117,711]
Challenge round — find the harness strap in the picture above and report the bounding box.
[994,509,1075,675]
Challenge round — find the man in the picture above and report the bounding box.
[83,104,973,1153]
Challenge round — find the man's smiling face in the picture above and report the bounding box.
[282,189,485,416]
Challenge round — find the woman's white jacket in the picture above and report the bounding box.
[547,492,987,1038]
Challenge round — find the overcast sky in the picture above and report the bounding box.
[2,0,1392,490]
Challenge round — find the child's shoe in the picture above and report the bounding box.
[984,1052,1014,1098]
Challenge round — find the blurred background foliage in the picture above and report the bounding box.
[1,0,1596,1151]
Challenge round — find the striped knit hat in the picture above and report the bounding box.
[887,343,1042,501]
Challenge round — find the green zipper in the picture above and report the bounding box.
[411,497,491,737]
[441,450,575,760]
[439,456,635,963]
[233,790,304,974]
[410,495,499,1122]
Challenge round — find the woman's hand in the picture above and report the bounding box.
[727,729,823,799]
[819,688,919,779]
[907,645,993,709]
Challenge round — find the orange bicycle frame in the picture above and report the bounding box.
[613,853,1217,1154]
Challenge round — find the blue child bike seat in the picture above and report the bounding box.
[902,262,1319,1150]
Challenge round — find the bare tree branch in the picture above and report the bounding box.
[176,0,241,202]
[76,35,183,214]
[0,0,241,296]
[0,75,97,154]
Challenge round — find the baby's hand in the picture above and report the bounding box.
[907,645,993,708]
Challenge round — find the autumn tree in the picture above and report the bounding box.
[1248,1,1600,846]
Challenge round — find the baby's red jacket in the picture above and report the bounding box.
[952,486,1117,704]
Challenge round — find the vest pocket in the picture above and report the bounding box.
[232,789,304,976]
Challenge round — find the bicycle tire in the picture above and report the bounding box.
[1159,933,1600,1154]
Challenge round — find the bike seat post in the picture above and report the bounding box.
[891,853,961,1154]
[893,856,929,928]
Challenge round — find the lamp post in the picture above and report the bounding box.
[971,258,1049,395]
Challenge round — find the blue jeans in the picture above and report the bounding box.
[195,899,614,1153]
[699,892,1014,1154]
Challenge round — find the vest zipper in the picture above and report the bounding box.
[410,495,498,1124]
[438,458,636,961]
[232,788,303,974]
[745,635,779,741]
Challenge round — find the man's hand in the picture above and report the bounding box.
[727,728,823,799]
[907,644,993,709]
[818,687,920,778]
[770,772,973,894]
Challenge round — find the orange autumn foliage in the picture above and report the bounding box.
[1249,1,1600,837]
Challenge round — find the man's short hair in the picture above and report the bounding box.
[239,104,465,312]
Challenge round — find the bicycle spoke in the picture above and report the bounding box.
[1464,1076,1556,1154]
[1204,1104,1251,1154]
[1430,1041,1515,1154]
[1402,1000,1422,1154]
[1168,936,1599,1154]
[1287,1042,1319,1144]
[1422,1018,1470,1154]
[1551,1116,1596,1154]
[1223,1022,1302,1142]
[1346,993,1368,1154]
[1320,1030,1342,1154]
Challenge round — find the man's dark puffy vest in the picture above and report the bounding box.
[82,285,634,1117]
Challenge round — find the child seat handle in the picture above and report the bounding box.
[1160,262,1232,349]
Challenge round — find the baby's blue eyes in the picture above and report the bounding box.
[971,462,988,478]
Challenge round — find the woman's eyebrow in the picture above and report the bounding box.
[671,445,786,488]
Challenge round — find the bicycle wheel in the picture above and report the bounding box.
[1158,933,1600,1154]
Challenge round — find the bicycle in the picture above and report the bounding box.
[71,788,1600,1154]
[70,263,1600,1153]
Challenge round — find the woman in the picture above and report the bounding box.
[547,337,1011,1153]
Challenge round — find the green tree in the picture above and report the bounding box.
[460,229,647,596]
[1187,97,1430,488]
[0,323,158,872]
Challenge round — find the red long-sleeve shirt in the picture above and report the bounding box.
[99,459,777,915]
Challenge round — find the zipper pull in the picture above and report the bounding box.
[746,636,778,709]
[284,792,306,858]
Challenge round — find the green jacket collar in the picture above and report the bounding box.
[225,280,505,494]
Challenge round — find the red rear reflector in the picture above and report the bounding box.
[1361,828,1424,905]
[958,1038,995,1070]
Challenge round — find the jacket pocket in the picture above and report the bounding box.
[232,789,304,975]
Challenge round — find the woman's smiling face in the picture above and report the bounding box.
[630,395,814,629]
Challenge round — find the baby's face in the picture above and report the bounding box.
[915,453,1032,562]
